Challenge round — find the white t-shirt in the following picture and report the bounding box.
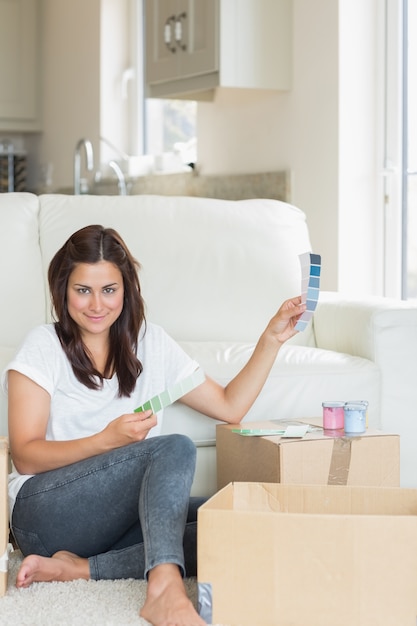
[1,323,200,516]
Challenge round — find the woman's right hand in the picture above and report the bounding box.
[8,369,158,474]
[100,410,158,449]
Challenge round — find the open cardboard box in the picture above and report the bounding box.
[216,419,400,489]
[198,482,417,626]
[0,437,8,597]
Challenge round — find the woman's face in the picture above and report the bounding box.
[67,261,124,341]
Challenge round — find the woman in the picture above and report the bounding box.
[2,224,305,626]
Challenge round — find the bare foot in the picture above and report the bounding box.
[16,551,90,589]
[140,563,205,626]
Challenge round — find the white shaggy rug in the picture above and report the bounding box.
[0,549,225,626]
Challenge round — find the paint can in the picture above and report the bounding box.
[322,401,345,431]
[344,401,368,434]
[347,400,369,427]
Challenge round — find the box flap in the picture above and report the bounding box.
[232,482,283,512]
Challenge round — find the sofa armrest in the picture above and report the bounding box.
[314,292,417,360]
[314,291,417,486]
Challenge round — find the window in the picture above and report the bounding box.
[403,0,417,299]
[382,0,416,300]
[134,0,197,168]
[145,98,197,164]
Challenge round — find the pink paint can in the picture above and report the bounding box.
[322,401,345,431]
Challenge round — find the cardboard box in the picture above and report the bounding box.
[0,437,8,597]
[216,420,400,489]
[198,482,417,626]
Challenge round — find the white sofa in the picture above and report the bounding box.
[1,192,417,494]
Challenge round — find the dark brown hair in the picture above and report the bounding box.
[48,225,145,396]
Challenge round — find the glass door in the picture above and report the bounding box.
[403,0,417,299]
[383,0,416,300]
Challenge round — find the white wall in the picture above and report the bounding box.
[338,0,380,296]
[197,0,340,290]
[37,0,381,294]
[198,0,380,294]
[39,0,131,189]
[39,0,101,190]
[100,0,132,164]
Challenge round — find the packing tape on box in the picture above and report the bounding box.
[328,437,352,485]
[0,544,13,573]
[134,368,205,414]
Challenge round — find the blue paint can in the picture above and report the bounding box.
[344,401,367,434]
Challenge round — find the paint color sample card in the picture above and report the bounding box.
[295,251,321,331]
[232,424,310,438]
[134,368,205,414]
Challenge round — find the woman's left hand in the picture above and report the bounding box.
[265,295,306,345]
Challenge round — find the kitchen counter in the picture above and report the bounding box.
[55,170,290,202]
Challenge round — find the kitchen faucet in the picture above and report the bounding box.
[108,160,127,195]
[74,138,94,194]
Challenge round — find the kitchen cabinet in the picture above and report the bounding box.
[145,0,216,87]
[145,0,292,100]
[0,0,41,131]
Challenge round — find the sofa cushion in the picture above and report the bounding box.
[38,194,313,343]
[0,193,45,347]
[161,341,381,442]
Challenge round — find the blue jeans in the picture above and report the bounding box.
[11,434,205,580]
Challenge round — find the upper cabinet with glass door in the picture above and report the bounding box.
[145,0,292,100]
[0,0,41,131]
